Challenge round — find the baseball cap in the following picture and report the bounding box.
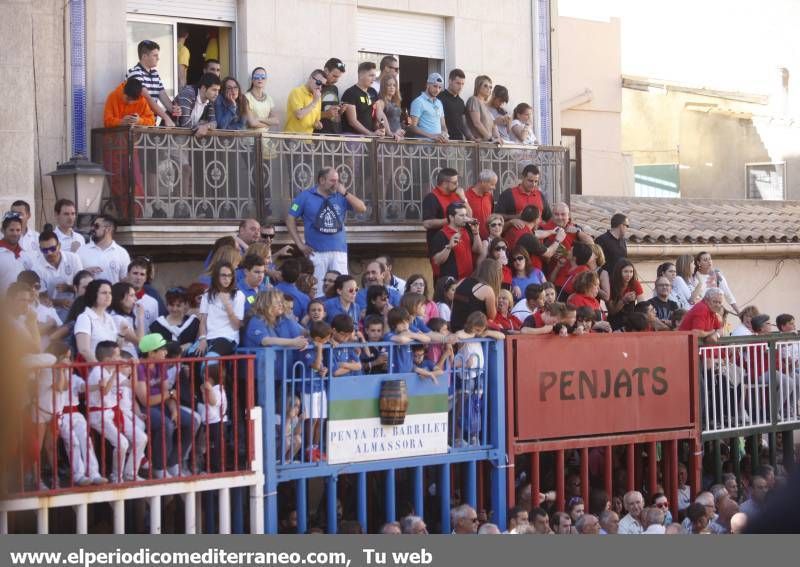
[139,333,167,354]
[426,72,444,85]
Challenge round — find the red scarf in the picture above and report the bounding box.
[0,239,22,259]
[440,225,474,279]
[135,288,146,300]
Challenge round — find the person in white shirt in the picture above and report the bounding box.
[8,200,40,253]
[0,213,28,292]
[33,228,83,321]
[125,258,160,330]
[77,215,130,284]
[33,343,107,486]
[53,199,85,252]
[731,305,760,337]
[617,490,645,534]
[688,251,739,314]
[87,341,148,482]
[197,355,228,472]
[74,280,119,362]
[196,261,246,357]
[375,255,406,295]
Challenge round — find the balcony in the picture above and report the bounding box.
[90,127,569,249]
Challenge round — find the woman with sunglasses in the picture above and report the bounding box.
[651,493,673,525]
[245,67,280,130]
[323,274,360,325]
[509,247,545,300]
[196,262,245,357]
[466,75,502,142]
[488,237,513,290]
[478,213,506,263]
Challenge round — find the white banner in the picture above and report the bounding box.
[327,413,448,464]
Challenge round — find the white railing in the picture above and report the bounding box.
[0,407,264,534]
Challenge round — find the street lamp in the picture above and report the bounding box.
[46,155,110,215]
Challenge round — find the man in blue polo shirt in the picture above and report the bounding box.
[237,254,268,314]
[285,167,367,296]
[408,73,449,143]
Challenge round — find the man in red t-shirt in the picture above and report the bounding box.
[422,167,472,248]
[496,164,552,222]
[679,288,724,341]
[465,169,497,240]
[429,202,481,280]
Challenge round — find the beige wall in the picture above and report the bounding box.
[0,0,36,221]
[238,0,536,125]
[557,16,624,197]
[623,87,800,200]
[634,253,800,329]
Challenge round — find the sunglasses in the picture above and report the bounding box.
[261,233,275,240]
[655,501,669,509]
[39,245,58,254]
[167,287,186,294]
[388,66,399,71]
[513,256,525,262]
[489,222,503,228]
[252,73,267,80]
[3,211,21,220]
[494,246,508,252]
[313,78,325,86]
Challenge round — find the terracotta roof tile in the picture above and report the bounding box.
[570,196,800,245]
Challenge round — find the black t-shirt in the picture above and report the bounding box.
[648,297,678,322]
[341,85,377,133]
[438,89,468,140]
[422,192,446,247]
[317,84,341,134]
[516,232,548,262]
[429,227,475,280]
[595,230,627,272]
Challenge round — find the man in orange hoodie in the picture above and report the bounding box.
[103,77,155,127]
[103,77,155,219]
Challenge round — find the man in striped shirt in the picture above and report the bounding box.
[125,40,180,127]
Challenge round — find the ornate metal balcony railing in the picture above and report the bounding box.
[91,127,570,225]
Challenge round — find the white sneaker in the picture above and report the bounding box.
[167,464,180,478]
[153,469,168,479]
[123,474,146,482]
[91,476,109,485]
[75,476,92,487]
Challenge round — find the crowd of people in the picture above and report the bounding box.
[104,42,538,145]
[3,37,798,534]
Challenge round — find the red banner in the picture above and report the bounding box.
[508,332,696,441]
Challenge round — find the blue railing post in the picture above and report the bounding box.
[413,466,424,519]
[357,472,368,533]
[465,462,477,509]
[385,468,396,523]
[439,463,451,533]
[255,349,279,534]
[489,339,507,532]
[326,475,338,534]
[297,479,308,534]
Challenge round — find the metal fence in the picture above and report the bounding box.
[241,337,507,534]
[91,127,570,225]
[1,354,263,534]
[699,334,800,439]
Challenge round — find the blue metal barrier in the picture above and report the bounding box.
[240,338,506,533]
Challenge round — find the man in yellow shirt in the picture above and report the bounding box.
[177,29,190,88]
[284,69,327,133]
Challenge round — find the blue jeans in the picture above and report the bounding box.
[147,405,198,470]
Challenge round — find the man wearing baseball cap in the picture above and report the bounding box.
[407,72,449,143]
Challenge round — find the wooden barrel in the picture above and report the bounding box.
[379,379,408,425]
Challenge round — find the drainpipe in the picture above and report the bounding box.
[69,0,87,156]
[532,0,554,145]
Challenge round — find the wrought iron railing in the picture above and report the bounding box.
[91,127,570,225]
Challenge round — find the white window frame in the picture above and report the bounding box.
[125,13,236,99]
[745,161,786,201]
